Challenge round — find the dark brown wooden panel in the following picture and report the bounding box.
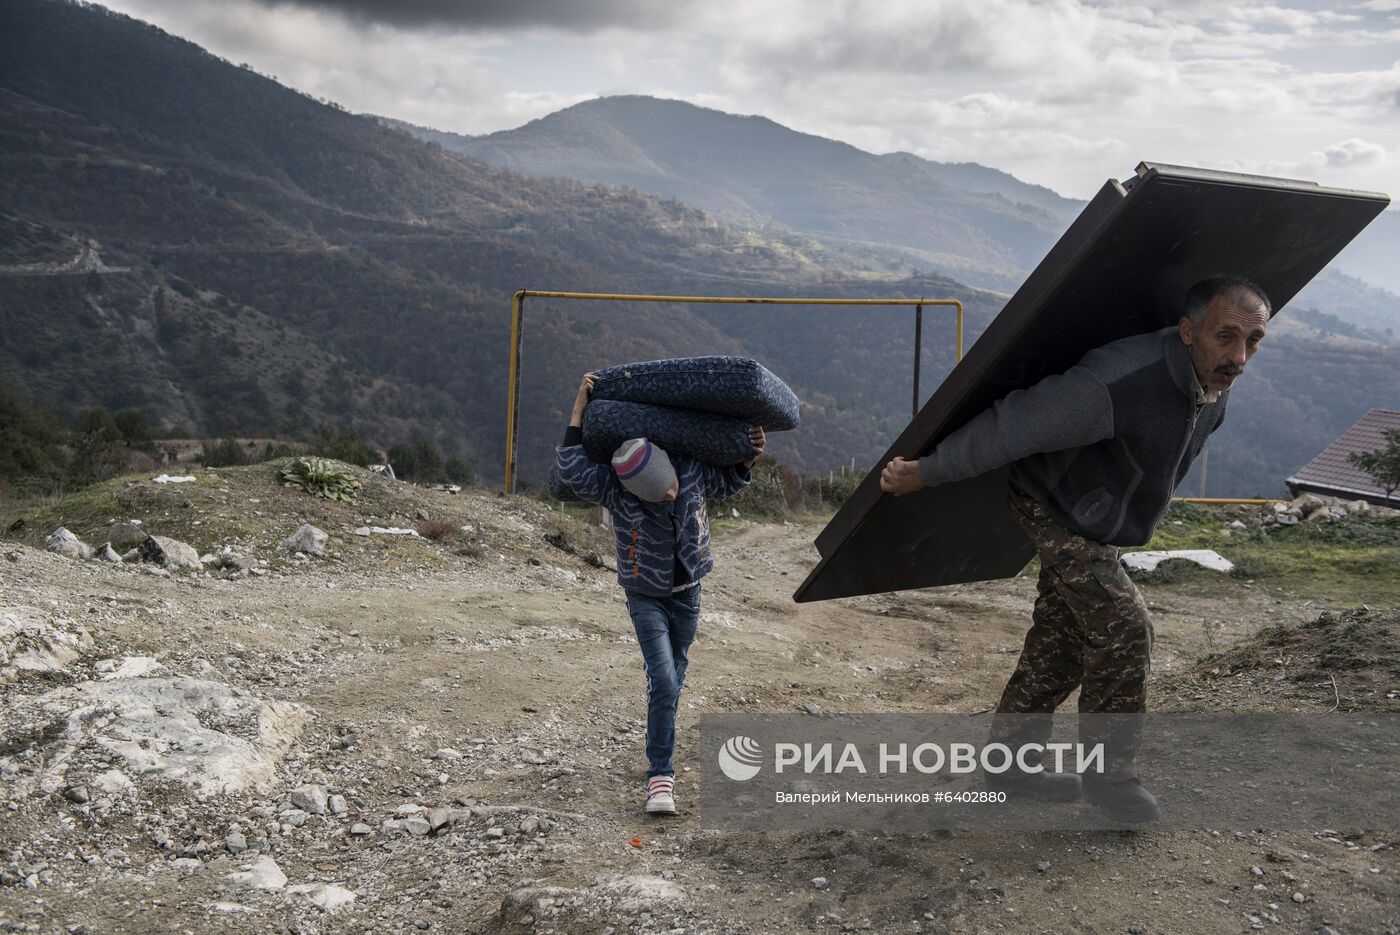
[795,163,1390,603]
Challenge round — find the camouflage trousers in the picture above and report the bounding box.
[991,484,1154,779]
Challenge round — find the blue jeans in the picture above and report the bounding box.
[626,584,702,778]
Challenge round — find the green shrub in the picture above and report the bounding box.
[200,437,250,467]
[279,457,360,502]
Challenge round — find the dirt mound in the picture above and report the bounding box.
[1157,606,1400,713]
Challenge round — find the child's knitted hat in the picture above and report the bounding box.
[611,438,677,502]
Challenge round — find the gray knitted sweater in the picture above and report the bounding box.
[918,327,1227,546]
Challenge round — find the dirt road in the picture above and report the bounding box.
[2,472,1395,934]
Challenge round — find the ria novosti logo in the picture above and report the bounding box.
[717,735,763,781]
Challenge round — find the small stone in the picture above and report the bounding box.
[428,808,453,833]
[434,748,462,761]
[139,535,202,569]
[286,882,357,912]
[94,543,123,563]
[225,831,247,854]
[63,786,90,804]
[227,855,287,890]
[329,794,348,815]
[1251,866,1264,877]
[1036,861,1051,872]
[291,784,330,814]
[107,521,147,549]
[93,769,134,795]
[279,524,327,557]
[1292,892,1307,904]
[812,876,829,891]
[46,527,93,560]
[279,808,308,827]
[171,857,202,870]
[349,823,373,836]
[403,817,431,837]
[1128,927,1144,935]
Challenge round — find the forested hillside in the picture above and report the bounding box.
[388,97,1081,291]
[0,0,1005,483]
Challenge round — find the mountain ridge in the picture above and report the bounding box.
[383,95,1081,291]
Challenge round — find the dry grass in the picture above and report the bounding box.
[415,518,458,542]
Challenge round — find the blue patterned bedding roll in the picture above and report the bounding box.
[581,400,756,467]
[589,356,800,431]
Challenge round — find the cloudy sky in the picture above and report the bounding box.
[99,0,1400,200]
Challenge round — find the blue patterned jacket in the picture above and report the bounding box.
[551,444,751,597]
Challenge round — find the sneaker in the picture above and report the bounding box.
[1083,776,1160,823]
[985,769,1082,802]
[645,775,676,814]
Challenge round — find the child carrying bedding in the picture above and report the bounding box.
[553,372,765,814]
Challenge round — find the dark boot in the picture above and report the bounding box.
[1084,776,1160,822]
[985,769,1082,802]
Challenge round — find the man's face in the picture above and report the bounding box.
[1178,293,1269,394]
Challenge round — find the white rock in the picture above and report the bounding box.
[352,526,422,538]
[290,784,329,814]
[279,808,308,827]
[210,902,254,914]
[286,883,357,912]
[45,527,92,560]
[99,656,167,680]
[139,535,203,570]
[153,474,196,484]
[3,677,306,799]
[1,607,91,682]
[92,769,135,795]
[599,874,686,908]
[434,747,462,761]
[171,857,203,870]
[349,823,373,836]
[227,855,287,890]
[95,543,123,563]
[1120,549,1234,574]
[279,524,327,557]
[329,794,348,815]
[1228,520,1247,530]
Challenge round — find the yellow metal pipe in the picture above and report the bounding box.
[504,291,523,495]
[517,290,961,307]
[1172,497,1285,505]
[502,289,965,494]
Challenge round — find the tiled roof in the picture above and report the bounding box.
[1287,409,1400,499]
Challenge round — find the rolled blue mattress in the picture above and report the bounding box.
[581,400,756,468]
[589,356,800,431]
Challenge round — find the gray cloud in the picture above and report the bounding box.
[249,0,678,31]
[1323,138,1388,167]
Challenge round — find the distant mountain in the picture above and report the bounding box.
[1293,268,1400,346]
[1331,208,1400,296]
[385,97,1083,291]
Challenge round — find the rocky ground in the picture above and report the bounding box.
[1,463,1397,934]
